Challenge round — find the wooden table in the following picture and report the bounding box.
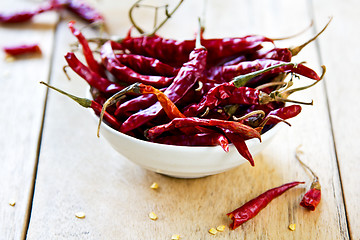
[1,0,358,239]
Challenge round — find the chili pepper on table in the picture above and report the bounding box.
[101,41,174,88]
[296,146,321,211]
[3,44,41,56]
[53,0,105,24]
[206,59,320,84]
[0,2,56,24]
[115,53,178,77]
[227,181,304,230]
[40,82,121,130]
[68,21,104,76]
[64,52,125,95]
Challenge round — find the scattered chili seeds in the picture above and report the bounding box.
[171,234,180,240]
[208,228,217,235]
[75,212,86,219]
[216,225,226,232]
[9,199,16,206]
[150,182,159,189]
[149,212,158,220]
[288,223,296,231]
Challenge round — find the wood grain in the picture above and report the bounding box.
[312,0,360,238]
[0,0,58,239]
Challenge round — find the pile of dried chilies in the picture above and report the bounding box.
[43,17,329,167]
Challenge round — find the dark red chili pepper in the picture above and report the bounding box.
[114,94,158,118]
[250,48,292,62]
[68,21,104,76]
[0,2,56,23]
[207,59,320,84]
[118,34,273,67]
[118,45,208,133]
[40,81,121,130]
[64,52,125,95]
[3,43,41,56]
[227,181,304,230]
[146,117,261,142]
[101,41,174,88]
[54,0,104,23]
[263,105,302,125]
[296,147,321,211]
[223,129,255,166]
[115,53,178,77]
[183,83,261,117]
[153,132,229,151]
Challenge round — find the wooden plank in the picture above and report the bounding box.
[0,0,58,239]
[27,0,348,239]
[311,0,360,238]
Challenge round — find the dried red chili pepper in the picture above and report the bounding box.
[117,34,273,67]
[115,53,178,77]
[146,117,261,142]
[154,132,229,151]
[64,52,125,95]
[227,181,304,230]
[3,43,41,56]
[207,59,320,84]
[0,2,56,23]
[222,129,255,166]
[40,81,121,130]
[296,147,321,211]
[68,21,104,76]
[101,41,174,88]
[54,0,105,24]
[118,43,208,133]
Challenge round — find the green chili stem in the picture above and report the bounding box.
[40,81,92,108]
[231,63,295,88]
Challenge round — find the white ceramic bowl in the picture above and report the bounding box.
[93,111,281,178]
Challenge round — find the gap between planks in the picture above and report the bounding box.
[22,18,62,240]
[307,0,350,238]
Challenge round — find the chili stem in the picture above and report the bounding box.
[231,63,295,88]
[290,17,332,56]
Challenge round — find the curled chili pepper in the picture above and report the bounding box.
[101,41,174,88]
[3,44,42,57]
[68,21,104,76]
[296,146,321,211]
[64,52,125,95]
[227,181,304,230]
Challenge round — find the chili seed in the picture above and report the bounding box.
[75,212,86,219]
[171,234,180,239]
[9,200,16,206]
[5,56,15,62]
[150,182,159,189]
[208,228,217,235]
[149,212,158,220]
[288,223,296,231]
[216,225,226,232]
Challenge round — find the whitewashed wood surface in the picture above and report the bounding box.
[0,0,358,239]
